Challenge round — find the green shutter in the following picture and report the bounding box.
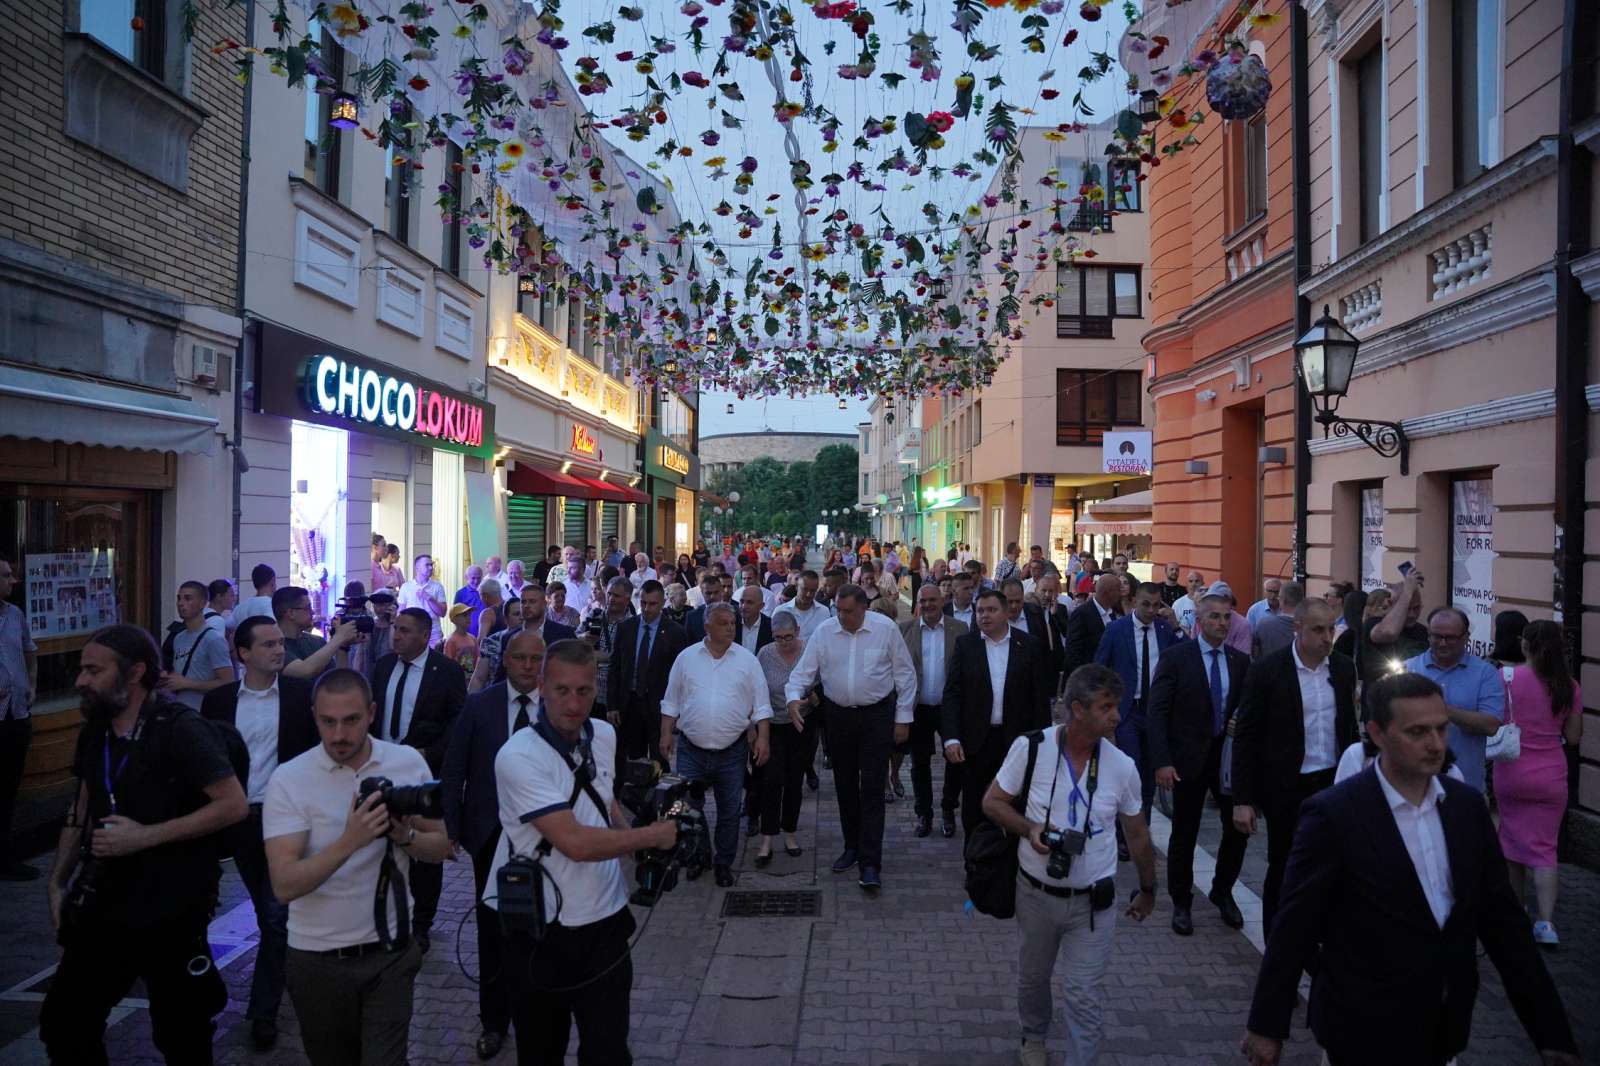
[563,498,588,547]
[600,501,620,541]
[506,495,546,566]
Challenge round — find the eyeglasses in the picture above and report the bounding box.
[1428,631,1465,642]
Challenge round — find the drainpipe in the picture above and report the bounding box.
[1554,0,1595,670]
[1290,1,1313,585]
[231,3,255,585]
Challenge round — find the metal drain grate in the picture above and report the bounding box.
[721,890,821,918]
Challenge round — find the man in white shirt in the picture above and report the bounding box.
[735,585,771,655]
[487,640,676,1064]
[397,554,448,647]
[900,584,967,838]
[785,585,917,894]
[559,546,595,619]
[1169,569,1205,636]
[661,602,771,887]
[236,563,278,624]
[263,669,450,1066]
[983,663,1156,1066]
[773,570,833,640]
[628,552,659,606]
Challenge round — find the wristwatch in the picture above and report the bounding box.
[398,826,417,848]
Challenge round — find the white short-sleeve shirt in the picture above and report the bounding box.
[995,728,1142,888]
[483,716,629,929]
[262,738,433,951]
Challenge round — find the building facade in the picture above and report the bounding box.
[1130,0,1299,601]
[859,398,923,546]
[701,430,856,481]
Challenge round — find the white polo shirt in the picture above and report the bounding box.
[484,716,629,929]
[262,738,432,951]
[996,728,1142,889]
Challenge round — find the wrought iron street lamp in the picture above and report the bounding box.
[1294,305,1409,474]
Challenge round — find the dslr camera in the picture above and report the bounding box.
[1039,826,1088,882]
[617,759,710,906]
[335,594,375,635]
[357,776,444,820]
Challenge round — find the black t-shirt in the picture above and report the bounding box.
[1159,582,1185,607]
[532,559,556,586]
[72,699,236,928]
[1358,616,1429,686]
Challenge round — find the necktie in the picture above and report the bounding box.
[389,659,411,740]
[513,693,531,732]
[1139,624,1152,704]
[1209,648,1225,735]
[634,622,653,694]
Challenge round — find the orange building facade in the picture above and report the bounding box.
[1130,0,1298,600]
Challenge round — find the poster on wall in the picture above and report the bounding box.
[1360,487,1385,592]
[1451,478,1496,658]
[25,551,119,639]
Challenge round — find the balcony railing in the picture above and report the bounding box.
[1057,315,1114,339]
[1067,206,1112,233]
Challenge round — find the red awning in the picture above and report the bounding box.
[506,464,595,498]
[566,475,624,503]
[608,480,651,505]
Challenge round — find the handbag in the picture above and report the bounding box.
[1486,665,1522,762]
[963,730,1043,920]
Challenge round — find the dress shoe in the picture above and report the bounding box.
[714,864,736,887]
[414,929,431,954]
[785,844,804,857]
[915,814,932,838]
[1171,903,1194,936]
[753,849,773,869]
[858,865,882,895]
[1209,887,1245,929]
[1019,1037,1047,1066]
[830,849,859,873]
[0,861,40,881]
[805,768,820,791]
[823,754,832,770]
[941,811,957,838]
[475,1030,505,1060]
[250,1018,278,1050]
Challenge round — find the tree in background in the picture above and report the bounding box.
[704,444,862,536]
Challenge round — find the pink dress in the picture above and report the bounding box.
[1494,668,1577,868]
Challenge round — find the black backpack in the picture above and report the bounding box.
[140,700,251,859]
[963,730,1044,920]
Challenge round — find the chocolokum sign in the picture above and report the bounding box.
[255,322,495,458]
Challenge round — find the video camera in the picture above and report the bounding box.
[357,776,444,820]
[617,759,710,907]
[335,594,375,635]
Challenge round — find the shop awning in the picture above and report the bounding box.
[698,489,731,508]
[1085,489,1152,514]
[571,475,649,505]
[0,364,218,455]
[1074,518,1153,536]
[927,494,981,512]
[506,463,594,498]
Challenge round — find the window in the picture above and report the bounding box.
[1452,0,1497,186]
[442,143,464,276]
[657,392,696,452]
[1055,369,1142,445]
[385,102,414,245]
[566,293,582,353]
[1056,265,1141,337]
[1355,46,1384,245]
[1110,159,1141,212]
[82,0,164,80]
[302,23,344,197]
[1244,112,1268,222]
[974,400,982,445]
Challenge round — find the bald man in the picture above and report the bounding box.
[1063,572,1123,677]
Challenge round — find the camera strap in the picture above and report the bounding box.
[373,839,411,953]
[530,725,611,860]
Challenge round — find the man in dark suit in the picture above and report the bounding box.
[200,616,318,1049]
[940,588,1051,840]
[1094,581,1182,825]
[1231,598,1358,933]
[1029,572,1072,692]
[1242,673,1578,1066]
[1063,572,1121,677]
[441,626,545,1061]
[684,572,725,644]
[734,584,773,655]
[901,583,967,838]
[371,607,467,952]
[1146,590,1251,935]
[607,579,689,766]
[1000,577,1049,659]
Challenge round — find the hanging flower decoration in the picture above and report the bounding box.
[1203,41,1271,119]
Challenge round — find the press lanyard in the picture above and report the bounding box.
[1043,730,1100,835]
[102,716,144,815]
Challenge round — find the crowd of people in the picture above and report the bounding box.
[0,530,1586,1066]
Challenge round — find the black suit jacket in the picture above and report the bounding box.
[734,613,773,654]
[200,675,319,771]
[1248,766,1576,1063]
[1063,600,1115,677]
[1144,638,1250,782]
[442,683,534,854]
[1230,646,1358,809]
[371,649,468,773]
[684,604,710,644]
[940,630,1051,756]
[606,616,690,720]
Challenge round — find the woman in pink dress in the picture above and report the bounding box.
[1495,619,1582,946]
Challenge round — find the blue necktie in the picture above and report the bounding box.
[1209,648,1225,735]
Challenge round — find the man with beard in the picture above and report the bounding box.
[41,625,248,1065]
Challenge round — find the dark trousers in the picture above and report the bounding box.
[410,855,443,934]
[472,832,511,1035]
[825,697,895,868]
[760,721,807,835]
[286,942,422,1066]
[619,695,663,766]
[230,805,289,1021]
[960,730,1012,842]
[1165,738,1247,906]
[803,704,828,768]
[42,909,224,1065]
[0,715,32,864]
[506,907,636,1066]
[908,703,957,819]
[1261,767,1337,934]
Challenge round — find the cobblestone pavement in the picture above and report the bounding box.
[2,757,1596,1065]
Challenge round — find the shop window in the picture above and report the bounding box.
[385,103,415,245]
[1451,0,1498,186]
[290,422,348,626]
[1056,369,1142,445]
[442,142,465,277]
[1056,265,1141,338]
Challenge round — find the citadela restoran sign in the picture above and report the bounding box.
[254,322,495,459]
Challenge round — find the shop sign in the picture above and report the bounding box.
[1451,478,1496,658]
[922,484,963,508]
[658,442,690,476]
[255,322,496,458]
[1102,431,1152,475]
[644,428,698,485]
[569,421,600,458]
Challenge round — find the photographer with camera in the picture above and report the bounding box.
[980,664,1158,1066]
[485,639,677,1065]
[41,625,249,1065]
[263,668,449,1066]
[274,586,365,681]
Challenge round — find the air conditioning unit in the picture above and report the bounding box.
[190,344,222,388]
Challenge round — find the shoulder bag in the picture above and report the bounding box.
[1486,665,1521,762]
[963,730,1044,920]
